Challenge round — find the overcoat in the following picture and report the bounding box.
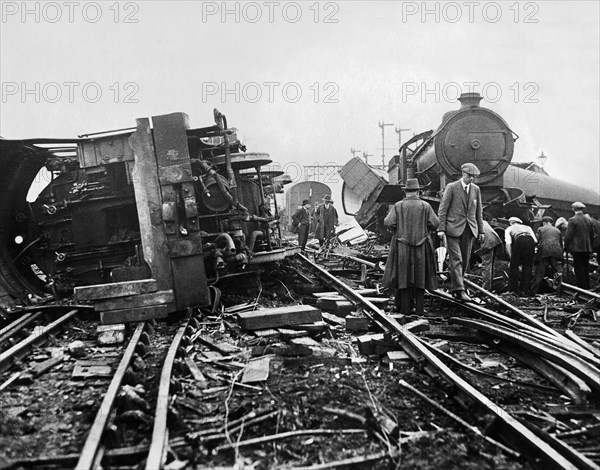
[382,196,439,290]
[314,204,338,240]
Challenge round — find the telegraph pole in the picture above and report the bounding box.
[363,152,373,165]
[378,121,394,167]
[350,147,361,158]
[395,125,411,148]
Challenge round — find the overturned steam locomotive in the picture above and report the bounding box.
[341,92,600,231]
[0,110,294,308]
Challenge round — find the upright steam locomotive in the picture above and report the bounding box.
[341,92,600,230]
[0,110,293,307]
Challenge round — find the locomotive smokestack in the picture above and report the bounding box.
[458,92,483,108]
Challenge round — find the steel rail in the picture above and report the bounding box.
[297,253,581,470]
[146,309,194,469]
[0,311,42,347]
[560,281,600,302]
[0,309,78,374]
[76,322,146,470]
[452,317,600,394]
[431,287,600,367]
[464,279,567,338]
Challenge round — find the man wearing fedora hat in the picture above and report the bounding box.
[564,201,594,289]
[314,194,338,247]
[437,163,485,301]
[383,178,439,314]
[292,199,312,251]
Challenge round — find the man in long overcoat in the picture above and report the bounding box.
[564,201,594,289]
[314,195,338,247]
[383,179,439,314]
[437,163,485,301]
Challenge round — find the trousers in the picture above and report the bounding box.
[508,236,535,295]
[297,225,309,250]
[572,252,590,289]
[446,229,474,292]
[480,246,497,291]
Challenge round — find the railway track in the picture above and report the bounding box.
[298,253,600,470]
[1,251,600,469]
[0,308,183,470]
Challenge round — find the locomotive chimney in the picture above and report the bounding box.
[458,92,483,108]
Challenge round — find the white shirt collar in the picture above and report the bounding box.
[460,179,470,191]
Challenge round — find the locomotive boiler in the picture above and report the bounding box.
[341,92,600,230]
[0,110,295,308]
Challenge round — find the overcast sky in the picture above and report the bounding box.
[1,1,599,200]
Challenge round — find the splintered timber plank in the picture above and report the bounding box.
[237,305,322,330]
[93,290,174,312]
[74,279,158,301]
[100,305,169,325]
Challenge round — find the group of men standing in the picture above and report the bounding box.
[383,162,484,313]
[382,162,599,314]
[291,195,339,251]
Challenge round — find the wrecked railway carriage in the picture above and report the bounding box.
[0,110,297,309]
[341,92,600,232]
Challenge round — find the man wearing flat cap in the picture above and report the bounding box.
[292,199,312,251]
[564,201,594,289]
[383,179,439,314]
[505,216,537,295]
[532,216,563,294]
[314,194,338,248]
[437,163,484,301]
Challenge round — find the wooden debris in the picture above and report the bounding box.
[97,324,125,345]
[253,329,281,338]
[272,344,313,357]
[290,337,320,347]
[237,305,322,330]
[241,356,271,383]
[383,350,410,363]
[321,312,345,327]
[93,290,174,312]
[286,321,329,333]
[74,279,158,301]
[184,357,207,387]
[345,315,370,332]
[196,335,241,355]
[72,361,113,378]
[317,298,354,317]
[403,319,430,333]
[277,328,310,339]
[29,354,67,377]
[100,305,168,324]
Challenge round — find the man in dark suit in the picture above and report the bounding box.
[292,199,312,251]
[437,163,485,301]
[564,201,594,289]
